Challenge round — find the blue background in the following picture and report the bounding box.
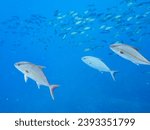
[0,0,150,112]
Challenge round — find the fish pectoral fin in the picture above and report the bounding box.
[36,82,40,89]
[24,74,28,83]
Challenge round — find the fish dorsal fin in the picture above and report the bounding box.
[38,65,46,69]
[24,74,28,83]
[131,46,139,51]
[128,45,139,51]
[133,47,139,51]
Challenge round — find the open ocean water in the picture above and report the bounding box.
[0,0,150,113]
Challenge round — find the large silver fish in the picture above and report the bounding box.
[110,43,150,65]
[81,56,117,81]
[14,61,59,100]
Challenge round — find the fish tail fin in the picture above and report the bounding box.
[110,71,118,81]
[48,85,59,100]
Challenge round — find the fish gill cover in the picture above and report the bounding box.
[0,0,150,112]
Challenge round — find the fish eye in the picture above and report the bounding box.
[120,51,124,54]
[17,63,21,66]
[25,70,29,73]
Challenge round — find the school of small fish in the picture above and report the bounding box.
[0,0,150,100]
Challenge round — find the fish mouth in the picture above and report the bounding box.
[81,57,86,61]
[110,44,115,49]
[14,63,18,67]
[14,63,21,69]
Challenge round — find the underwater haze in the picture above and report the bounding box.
[0,0,150,113]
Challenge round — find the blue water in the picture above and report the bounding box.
[0,0,150,113]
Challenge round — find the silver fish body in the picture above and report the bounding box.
[81,56,116,81]
[14,61,58,100]
[110,43,150,65]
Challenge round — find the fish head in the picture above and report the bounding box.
[110,43,123,54]
[81,56,97,67]
[82,56,91,63]
[14,61,31,74]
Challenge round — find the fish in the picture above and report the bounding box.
[84,48,91,52]
[14,61,59,100]
[83,27,91,30]
[75,21,82,25]
[80,31,85,34]
[99,25,106,29]
[70,32,77,35]
[85,18,95,22]
[105,26,113,31]
[62,34,66,39]
[72,12,78,17]
[74,16,82,21]
[110,43,150,65]
[127,17,133,21]
[115,15,122,19]
[57,16,63,20]
[81,56,117,81]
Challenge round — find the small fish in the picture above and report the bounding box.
[72,12,78,17]
[110,43,150,65]
[115,15,121,19]
[85,18,95,22]
[84,48,91,52]
[57,16,63,20]
[105,26,113,31]
[127,17,133,21]
[81,56,117,81]
[75,21,82,25]
[127,2,134,7]
[69,11,75,14]
[84,27,91,30]
[62,34,66,39]
[99,25,106,29]
[74,16,82,21]
[80,31,85,34]
[70,32,77,35]
[14,61,59,100]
